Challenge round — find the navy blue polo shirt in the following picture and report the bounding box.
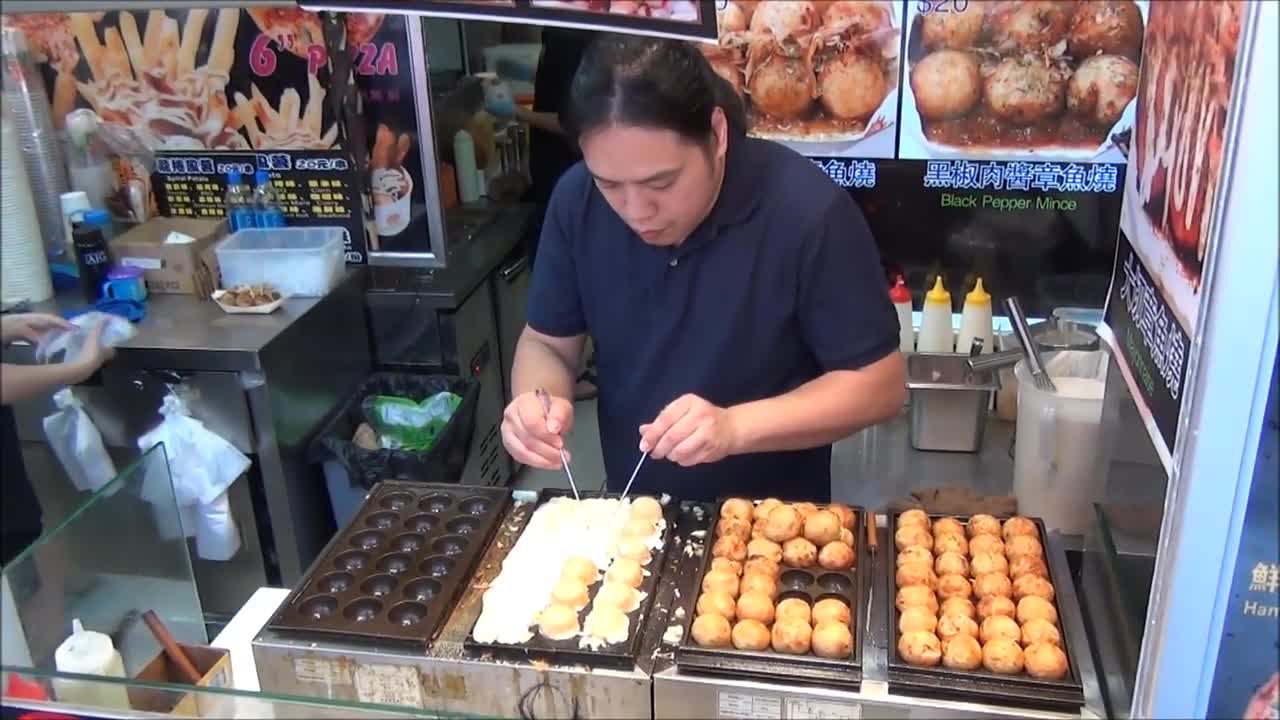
[526,133,898,502]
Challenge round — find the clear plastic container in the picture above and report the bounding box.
[214,227,345,297]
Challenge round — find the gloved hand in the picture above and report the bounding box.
[495,58,537,84]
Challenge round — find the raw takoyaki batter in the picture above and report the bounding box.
[500,35,905,502]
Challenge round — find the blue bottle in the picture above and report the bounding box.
[224,171,255,231]
[252,170,286,228]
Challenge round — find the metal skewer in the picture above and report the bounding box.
[617,452,648,505]
[535,387,580,500]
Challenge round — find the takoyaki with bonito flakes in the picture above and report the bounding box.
[1067,54,1139,128]
[986,1,1073,54]
[982,55,1068,126]
[1068,0,1144,59]
[920,0,986,51]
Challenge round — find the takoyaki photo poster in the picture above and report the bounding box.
[1100,0,1250,470]
[297,1,719,42]
[706,1,903,159]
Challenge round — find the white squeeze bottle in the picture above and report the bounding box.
[917,276,955,353]
[890,276,914,352]
[956,277,995,354]
[52,619,131,710]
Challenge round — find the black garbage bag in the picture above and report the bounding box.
[312,373,480,489]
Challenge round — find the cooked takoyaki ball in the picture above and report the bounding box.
[1025,642,1070,680]
[898,509,931,530]
[921,0,987,51]
[764,505,803,543]
[897,562,939,590]
[697,590,737,620]
[717,517,752,542]
[940,596,976,620]
[1068,0,1144,59]
[772,618,813,655]
[819,48,888,122]
[897,584,940,614]
[828,503,857,530]
[977,594,1017,621]
[898,546,934,568]
[973,573,1014,599]
[967,514,1002,538]
[812,597,852,626]
[938,613,980,642]
[803,510,843,546]
[895,525,934,552]
[911,50,982,121]
[987,1,1072,54]
[753,498,782,522]
[1006,534,1044,560]
[818,541,855,571]
[980,614,1022,645]
[776,597,812,625]
[812,620,854,659]
[1067,54,1139,127]
[937,573,974,601]
[713,535,748,562]
[782,537,818,568]
[898,630,943,667]
[983,56,1067,125]
[721,498,754,522]
[934,532,968,556]
[970,534,1005,557]
[1009,554,1050,580]
[702,570,741,598]
[731,618,772,651]
[747,537,783,564]
[970,552,1009,577]
[823,0,891,34]
[744,556,781,579]
[737,591,776,625]
[692,613,732,648]
[1021,617,1062,647]
[900,605,939,634]
[1002,516,1038,541]
[982,637,1026,675]
[933,517,966,538]
[936,551,970,577]
[1013,574,1056,602]
[1016,596,1059,626]
[710,557,743,577]
[749,52,817,120]
[741,571,779,600]
[942,633,984,671]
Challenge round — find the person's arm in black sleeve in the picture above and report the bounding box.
[511,172,589,402]
[726,195,907,453]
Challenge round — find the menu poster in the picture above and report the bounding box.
[1099,0,1248,468]
[702,1,901,159]
[152,150,364,261]
[298,0,718,42]
[1207,358,1278,720]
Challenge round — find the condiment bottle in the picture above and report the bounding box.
[52,619,130,710]
[890,276,914,352]
[72,209,111,304]
[916,276,955,353]
[956,277,994,355]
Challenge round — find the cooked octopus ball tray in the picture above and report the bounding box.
[677,498,866,688]
[886,511,1083,708]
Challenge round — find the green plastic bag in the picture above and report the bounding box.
[361,392,462,451]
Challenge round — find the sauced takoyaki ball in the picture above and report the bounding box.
[973,572,1014,599]
[1067,54,1139,127]
[782,537,819,568]
[750,51,818,120]
[979,614,1022,645]
[895,525,934,552]
[710,557,744,577]
[1006,534,1044,560]
[942,633,984,671]
[1009,554,1050,580]
[721,498,754,522]
[1002,516,1038,541]
[764,505,804,543]
[1068,0,1144,60]
[713,535,748,562]
[897,562,939,590]
[1021,617,1062,647]
[772,618,814,654]
[937,573,974,600]
[898,546,934,568]
[823,0,891,34]
[937,613,980,642]
[936,551,970,577]
[987,1,1072,54]
[731,618,772,651]
[1017,595,1059,626]
[1013,574,1056,602]
[746,537,784,563]
[932,517,966,538]
[967,513,1002,538]
[911,50,982,121]
[982,637,1026,675]
[898,630,943,667]
[969,534,1005,557]
[940,596,976,620]
[1024,642,1070,680]
[896,584,940,614]
[983,56,1067,125]
[921,0,987,51]
[692,613,733,648]
[977,594,1017,621]
[970,551,1009,577]
[933,532,968,556]
[898,509,931,530]
[818,49,888,122]
[900,605,939,634]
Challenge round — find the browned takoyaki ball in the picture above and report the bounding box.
[967,514,1002,538]
[1021,618,1062,647]
[973,573,1014,599]
[782,537,819,568]
[978,595,1017,621]
[938,613,980,642]
[942,633,984,671]
[982,637,1026,674]
[898,630,943,667]
[1013,574,1056,602]
[895,525,934,552]
[1016,596,1059,626]
[980,614,1022,645]
[900,605,939,634]
[1024,642,1070,680]
[897,562,939,590]
[896,584,940,614]
[937,573,974,601]
[818,541,855,571]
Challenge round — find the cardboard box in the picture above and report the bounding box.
[110,218,226,296]
[128,643,233,717]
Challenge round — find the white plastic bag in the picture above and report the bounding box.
[35,312,136,365]
[42,388,117,493]
[195,491,241,561]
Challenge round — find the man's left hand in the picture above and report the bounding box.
[639,394,740,467]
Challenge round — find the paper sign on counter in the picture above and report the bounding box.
[354,663,424,709]
[718,691,782,719]
[292,657,351,686]
[786,697,862,719]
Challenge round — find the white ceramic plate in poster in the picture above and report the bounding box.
[898,0,1148,163]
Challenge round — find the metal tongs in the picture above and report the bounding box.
[534,387,580,500]
[1005,297,1058,392]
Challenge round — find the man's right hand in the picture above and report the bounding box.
[501,391,574,470]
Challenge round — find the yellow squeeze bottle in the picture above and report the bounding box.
[956,277,994,355]
[916,276,955,353]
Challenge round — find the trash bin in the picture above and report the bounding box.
[312,373,480,526]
